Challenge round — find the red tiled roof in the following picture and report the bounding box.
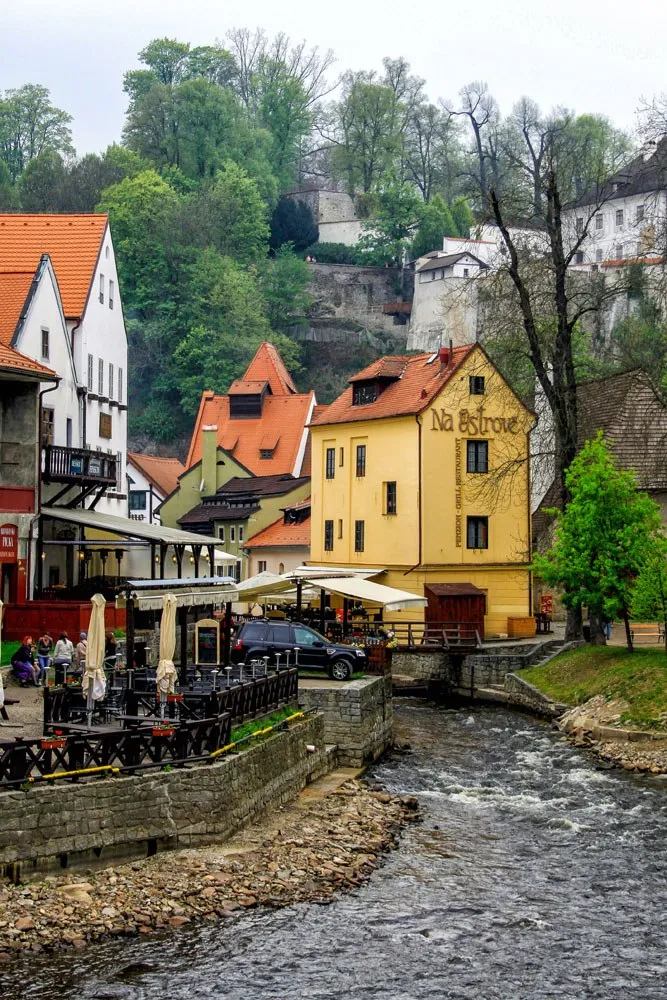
[246,513,311,549]
[0,342,57,380]
[228,379,269,395]
[243,342,298,395]
[0,214,108,318]
[299,405,327,477]
[348,356,408,382]
[311,345,477,427]
[127,452,185,498]
[0,271,34,344]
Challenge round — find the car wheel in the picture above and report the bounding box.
[329,659,352,682]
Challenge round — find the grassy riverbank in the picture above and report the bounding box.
[522,646,667,729]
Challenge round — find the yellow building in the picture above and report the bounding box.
[309,344,534,637]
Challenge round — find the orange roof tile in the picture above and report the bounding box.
[299,406,327,477]
[348,356,408,382]
[228,379,269,395]
[127,452,186,498]
[246,513,311,549]
[0,214,107,319]
[0,342,57,380]
[0,270,34,344]
[243,342,298,395]
[310,345,477,427]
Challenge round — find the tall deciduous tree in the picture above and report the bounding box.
[0,84,73,181]
[259,243,312,332]
[411,194,457,258]
[631,541,667,654]
[330,73,403,194]
[534,434,662,650]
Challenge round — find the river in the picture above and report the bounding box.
[7,701,667,1000]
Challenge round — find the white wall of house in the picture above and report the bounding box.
[408,254,483,351]
[246,545,308,578]
[126,462,164,525]
[567,191,667,264]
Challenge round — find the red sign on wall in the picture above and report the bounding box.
[539,593,553,615]
[0,524,18,562]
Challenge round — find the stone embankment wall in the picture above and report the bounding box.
[0,715,330,876]
[392,651,449,682]
[503,673,567,719]
[295,264,410,342]
[298,676,393,767]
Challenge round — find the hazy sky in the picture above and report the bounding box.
[4,0,665,155]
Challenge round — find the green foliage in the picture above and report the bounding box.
[533,433,662,634]
[180,161,269,263]
[0,83,73,181]
[270,197,318,252]
[331,74,404,194]
[17,148,67,211]
[0,159,17,208]
[411,194,457,258]
[359,177,420,262]
[303,242,356,264]
[450,195,474,236]
[0,640,19,667]
[259,244,312,331]
[631,542,667,647]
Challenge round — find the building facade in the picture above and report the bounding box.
[244,498,310,577]
[309,345,534,636]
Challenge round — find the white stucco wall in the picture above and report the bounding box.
[408,255,483,351]
[566,191,667,264]
[246,546,308,577]
[318,220,364,246]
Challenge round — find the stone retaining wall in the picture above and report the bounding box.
[391,651,449,682]
[503,673,567,719]
[0,715,330,876]
[298,676,393,766]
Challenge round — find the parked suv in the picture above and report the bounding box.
[231,620,366,681]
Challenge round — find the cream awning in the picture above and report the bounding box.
[310,577,428,612]
[288,565,385,580]
[41,506,238,560]
[118,579,239,611]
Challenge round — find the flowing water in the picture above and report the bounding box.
[7,701,667,1000]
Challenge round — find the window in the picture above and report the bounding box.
[116,450,123,492]
[354,520,365,552]
[260,449,274,460]
[279,562,284,574]
[99,412,112,439]
[293,625,322,646]
[238,526,244,542]
[258,560,267,573]
[337,518,343,539]
[615,209,624,227]
[575,251,584,264]
[218,527,225,542]
[324,520,334,551]
[41,328,49,359]
[575,216,583,234]
[234,561,241,583]
[87,353,94,389]
[595,214,604,230]
[352,383,378,406]
[463,267,469,277]
[467,516,488,549]
[469,376,485,395]
[355,444,366,478]
[467,440,489,474]
[108,364,114,400]
[109,279,114,310]
[99,273,104,304]
[129,491,147,511]
[118,368,123,404]
[40,408,54,447]
[230,526,236,543]
[325,447,335,479]
[596,249,603,262]
[339,447,344,467]
[98,358,104,395]
[616,244,624,259]
[636,204,645,223]
[384,481,397,515]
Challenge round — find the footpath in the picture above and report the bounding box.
[0,771,418,961]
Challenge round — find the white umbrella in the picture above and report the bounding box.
[156,593,178,717]
[0,600,4,711]
[82,593,106,725]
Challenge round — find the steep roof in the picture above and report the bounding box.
[310,345,477,427]
[243,342,298,395]
[215,474,309,497]
[0,342,57,380]
[0,214,108,319]
[127,452,186,498]
[417,252,487,273]
[246,512,311,549]
[0,270,34,344]
[186,342,314,475]
[576,138,667,207]
[178,475,309,528]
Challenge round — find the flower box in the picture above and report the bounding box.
[41,738,67,750]
[152,726,175,738]
[167,694,183,703]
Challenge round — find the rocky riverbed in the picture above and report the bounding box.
[558,695,667,774]
[0,778,419,961]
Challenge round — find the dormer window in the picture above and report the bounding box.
[353,382,378,406]
[260,449,274,460]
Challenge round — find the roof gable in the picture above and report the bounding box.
[243,342,298,395]
[0,271,34,344]
[0,342,57,380]
[127,453,186,498]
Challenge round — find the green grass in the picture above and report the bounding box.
[230,705,299,745]
[0,641,19,667]
[522,645,667,729]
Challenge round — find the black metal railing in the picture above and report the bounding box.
[43,445,117,485]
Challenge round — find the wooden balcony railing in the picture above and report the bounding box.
[43,446,117,485]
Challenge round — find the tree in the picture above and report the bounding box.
[269,197,318,251]
[259,243,312,331]
[0,84,73,181]
[534,434,662,650]
[451,195,474,236]
[411,194,457,258]
[0,160,17,209]
[631,540,667,654]
[329,73,403,194]
[358,177,420,263]
[17,148,67,210]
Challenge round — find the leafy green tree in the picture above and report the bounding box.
[0,84,73,181]
[631,540,667,654]
[331,73,403,194]
[451,195,474,237]
[18,148,67,210]
[269,197,318,251]
[411,194,457,258]
[533,433,662,650]
[259,243,312,331]
[0,159,17,208]
[358,177,420,263]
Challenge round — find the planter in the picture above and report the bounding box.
[152,726,175,738]
[167,694,183,703]
[41,738,67,750]
[507,616,536,639]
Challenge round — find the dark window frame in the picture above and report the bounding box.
[41,328,49,360]
[354,519,365,552]
[324,520,334,551]
[355,444,366,478]
[467,440,489,474]
[352,382,378,406]
[325,448,336,480]
[467,516,489,549]
[129,490,147,511]
[385,481,397,515]
[469,375,485,395]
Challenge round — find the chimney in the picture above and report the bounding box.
[201,425,218,493]
[438,346,450,367]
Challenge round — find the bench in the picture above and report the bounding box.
[630,623,665,644]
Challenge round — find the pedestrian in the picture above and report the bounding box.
[75,631,87,673]
[36,632,53,686]
[105,630,117,664]
[53,631,75,684]
[11,637,37,687]
[603,616,613,641]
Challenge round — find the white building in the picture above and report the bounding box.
[127,452,185,525]
[407,249,487,351]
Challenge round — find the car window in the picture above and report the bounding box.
[241,623,267,640]
[267,624,291,642]
[293,626,323,646]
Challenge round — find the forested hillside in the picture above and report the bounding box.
[2,30,664,451]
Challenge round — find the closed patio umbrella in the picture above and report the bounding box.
[0,600,4,711]
[156,593,177,717]
[82,593,106,725]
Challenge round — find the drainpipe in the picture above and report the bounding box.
[404,414,423,576]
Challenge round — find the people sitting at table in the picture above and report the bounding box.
[53,632,75,684]
[11,637,38,687]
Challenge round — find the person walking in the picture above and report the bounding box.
[53,632,75,685]
[36,632,53,686]
[11,637,37,687]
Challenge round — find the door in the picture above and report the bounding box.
[291,624,329,670]
[266,623,295,666]
[66,418,73,449]
[425,585,486,641]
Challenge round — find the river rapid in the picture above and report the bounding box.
[7,701,667,1000]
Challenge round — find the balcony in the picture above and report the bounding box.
[43,446,117,486]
